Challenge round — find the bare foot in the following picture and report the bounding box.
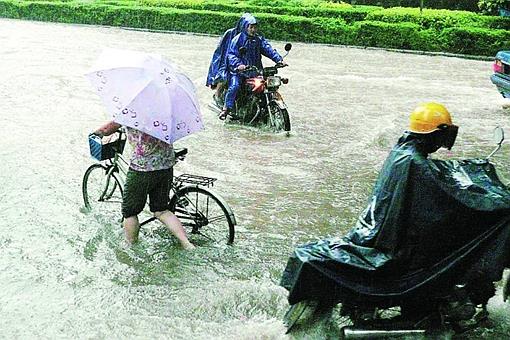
[182,242,196,250]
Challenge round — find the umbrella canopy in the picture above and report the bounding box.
[87,48,204,144]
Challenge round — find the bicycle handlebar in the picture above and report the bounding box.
[90,129,188,163]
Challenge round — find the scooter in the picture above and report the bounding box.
[281,127,510,338]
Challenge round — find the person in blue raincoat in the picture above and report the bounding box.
[219,15,287,120]
[206,13,253,104]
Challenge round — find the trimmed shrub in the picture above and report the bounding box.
[366,7,510,29]
[134,0,510,29]
[439,26,510,55]
[0,0,508,55]
[139,0,378,22]
[249,14,348,43]
[0,1,350,41]
[347,0,480,12]
[353,20,433,50]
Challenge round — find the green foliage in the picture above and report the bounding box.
[0,0,508,56]
[137,0,378,22]
[247,0,349,7]
[439,25,510,55]
[478,0,510,15]
[353,20,436,50]
[366,7,510,29]
[348,0,480,12]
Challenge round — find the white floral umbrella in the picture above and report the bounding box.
[86,48,204,144]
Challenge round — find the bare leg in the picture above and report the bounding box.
[215,82,224,98]
[123,215,140,244]
[154,210,195,250]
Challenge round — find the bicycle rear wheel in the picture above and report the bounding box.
[169,186,235,245]
[82,164,123,211]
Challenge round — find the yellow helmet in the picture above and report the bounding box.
[409,102,453,134]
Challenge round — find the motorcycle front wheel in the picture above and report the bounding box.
[267,102,291,132]
[235,95,260,125]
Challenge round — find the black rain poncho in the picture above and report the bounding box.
[281,133,510,306]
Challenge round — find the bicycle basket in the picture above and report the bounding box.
[88,133,126,161]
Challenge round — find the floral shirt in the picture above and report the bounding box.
[126,127,175,172]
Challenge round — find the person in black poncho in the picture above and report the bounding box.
[281,102,510,323]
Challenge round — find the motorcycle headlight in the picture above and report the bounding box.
[266,76,281,88]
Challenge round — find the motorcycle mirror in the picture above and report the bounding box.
[493,126,505,145]
[281,43,292,59]
[239,47,247,56]
[487,126,505,160]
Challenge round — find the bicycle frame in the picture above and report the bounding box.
[105,152,128,191]
[138,169,221,228]
[100,149,236,230]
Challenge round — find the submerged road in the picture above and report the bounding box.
[0,18,509,339]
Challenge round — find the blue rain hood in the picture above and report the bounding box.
[242,14,257,31]
[227,15,282,73]
[206,13,254,86]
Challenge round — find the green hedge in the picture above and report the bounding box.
[349,0,480,12]
[136,0,377,23]
[440,26,510,55]
[133,0,510,29]
[0,0,508,55]
[353,21,434,50]
[366,7,510,29]
[0,1,350,38]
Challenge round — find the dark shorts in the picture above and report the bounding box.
[121,167,173,218]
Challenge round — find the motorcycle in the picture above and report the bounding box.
[281,127,510,338]
[211,43,292,133]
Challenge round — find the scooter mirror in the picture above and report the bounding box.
[487,126,505,160]
[493,126,505,145]
[504,271,510,302]
[284,43,292,52]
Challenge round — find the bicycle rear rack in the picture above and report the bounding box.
[175,173,217,187]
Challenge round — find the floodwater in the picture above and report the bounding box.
[0,18,509,339]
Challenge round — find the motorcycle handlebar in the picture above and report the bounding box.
[246,65,260,72]
[237,63,287,75]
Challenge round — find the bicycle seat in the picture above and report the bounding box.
[175,148,188,159]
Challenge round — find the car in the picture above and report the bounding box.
[491,50,510,98]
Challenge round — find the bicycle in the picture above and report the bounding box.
[82,129,236,245]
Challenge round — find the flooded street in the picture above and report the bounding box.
[0,18,509,339]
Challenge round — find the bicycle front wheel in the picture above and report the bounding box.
[169,186,235,245]
[82,164,123,211]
